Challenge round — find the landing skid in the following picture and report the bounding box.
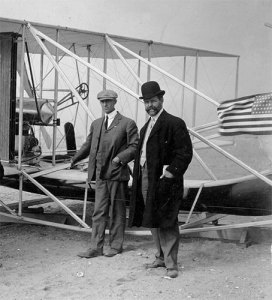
[178,212,272,246]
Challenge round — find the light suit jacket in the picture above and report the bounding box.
[72,112,138,182]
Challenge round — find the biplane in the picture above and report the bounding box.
[0,17,271,236]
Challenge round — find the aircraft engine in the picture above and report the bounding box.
[16,98,54,125]
[14,122,42,165]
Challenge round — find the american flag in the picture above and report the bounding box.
[217,93,272,135]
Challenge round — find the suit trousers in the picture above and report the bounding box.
[141,163,179,270]
[90,165,127,251]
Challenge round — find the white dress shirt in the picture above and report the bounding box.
[105,109,117,129]
[140,109,164,166]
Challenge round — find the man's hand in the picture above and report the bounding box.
[112,156,121,165]
[160,169,174,179]
[70,159,76,169]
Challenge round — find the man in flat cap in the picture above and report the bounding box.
[71,89,138,258]
[129,81,192,278]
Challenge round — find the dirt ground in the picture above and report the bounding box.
[1,186,272,300]
[0,221,272,300]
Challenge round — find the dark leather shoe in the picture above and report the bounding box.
[104,248,122,257]
[77,248,103,258]
[164,269,178,278]
[145,259,166,269]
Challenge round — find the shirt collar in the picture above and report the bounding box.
[105,109,117,120]
[150,108,164,123]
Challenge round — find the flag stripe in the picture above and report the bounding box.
[218,102,254,111]
[218,111,252,118]
[220,128,272,132]
[218,99,254,106]
[217,104,253,113]
[220,124,272,128]
[221,118,272,124]
[220,115,272,120]
[220,131,272,136]
[218,107,253,115]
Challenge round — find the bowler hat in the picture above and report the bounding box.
[139,81,165,100]
[97,89,118,101]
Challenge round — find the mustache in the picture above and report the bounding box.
[146,106,158,112]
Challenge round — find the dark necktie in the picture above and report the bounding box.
[105,115,108,129]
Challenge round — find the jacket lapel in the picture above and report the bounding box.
[107,112,121,131]
[94,118,104,141]
[139,121,150,148]
[148,110,166,139]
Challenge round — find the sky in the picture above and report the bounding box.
[1,0,271,97]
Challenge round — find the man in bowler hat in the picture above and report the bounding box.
[71,89,138,258]
[129,81,193,278]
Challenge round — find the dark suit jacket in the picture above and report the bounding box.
[129,110,193,228]
[72,112,138,182]
[0,161,4,180]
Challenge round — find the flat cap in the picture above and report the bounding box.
[97,89,118,101]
